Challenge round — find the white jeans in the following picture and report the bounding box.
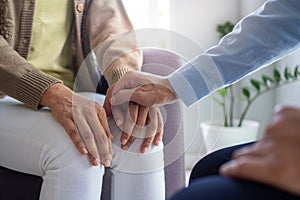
[0,93,165,200]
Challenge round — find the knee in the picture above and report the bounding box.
[40,138,104,181]
[109,118,164,173]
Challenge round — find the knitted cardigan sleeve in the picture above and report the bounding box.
[0,36,62,110]
[87,0,143,86]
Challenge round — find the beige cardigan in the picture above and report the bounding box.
[0,0,142,109]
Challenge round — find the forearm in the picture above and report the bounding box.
[89,0,142,86]
[168,0,300,106]
[0,37,61,109]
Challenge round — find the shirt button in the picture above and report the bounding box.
[77,3,84,13]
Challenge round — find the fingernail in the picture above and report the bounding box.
[220,162,235,174]
[122,145,128,151]
[82,148,88,154]
[94,159,100,166]
[142,147,148,153]
[116,119,122,127]
[121,138,127,145]
[104,160,111,167]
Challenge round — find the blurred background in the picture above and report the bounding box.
[123,0,300,173]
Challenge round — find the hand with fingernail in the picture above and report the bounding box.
[104,84,164,153]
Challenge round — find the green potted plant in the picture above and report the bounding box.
[201,21,300,153]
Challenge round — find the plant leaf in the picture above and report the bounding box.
[218,88,227,97]
[262,75,274,87]
[284,67,295,80]
[250,79,261,91]
[273,68,281,83]
[213,97,224,106]
[217,21,234,38]
[294,65,300,77]
[242,87,250,100]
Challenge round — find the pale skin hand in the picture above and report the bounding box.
[40,83,113,167]
[220,106,300,196]
[104,84,164,153]
[110,71,178,107]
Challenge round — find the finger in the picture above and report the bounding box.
[122,102,138,143]
[112,105,125,128]
[220,156,274,184]
[139,108,158,152]
[153,110,164,146]
[132,106,149,138]
[121,135,136,151]
[103,85,115,117]
[98,109,114,157]
[103,96,112,117]
[111,87,154,107]
[232,140,272,159]
[145,107,158,139]
[98,107,114,141]
[111,89,135,106]
[74,118,100,164]
[62,118,88,155]
[92,108,112,167]
[92,122,112,167]
[87,153,100,166]
[120,132,130,149]
[140,137,153,153]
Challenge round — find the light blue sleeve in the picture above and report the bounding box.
[168,0,300,106]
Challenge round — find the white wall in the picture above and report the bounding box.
[275,49,300,107]
[170,0,240,50]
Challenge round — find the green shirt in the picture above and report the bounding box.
[27,0,74,88]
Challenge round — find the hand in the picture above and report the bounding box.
[110,71,178,107]
[40,83,113,167]
[104,85,164,153]
[220,106,300,196]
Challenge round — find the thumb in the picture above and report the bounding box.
[110,89,135,106]
[103,97,112,117]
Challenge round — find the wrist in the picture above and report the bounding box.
[159,77,178,103]
[40,83,72,108]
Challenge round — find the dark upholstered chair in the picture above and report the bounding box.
[0,48,185,200]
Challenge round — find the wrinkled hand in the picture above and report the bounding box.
[220,106,300,196]
[104,84,163,153]
[110,71,178,107]
[40,83,113,167]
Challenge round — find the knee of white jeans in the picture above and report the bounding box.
[108,119,165,174]
[39,136,104,181]
[39,124,104,176]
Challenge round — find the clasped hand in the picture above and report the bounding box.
[41,82,164,168]
[104,84,164,154]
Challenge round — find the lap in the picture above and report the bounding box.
[172,175,299,200]
[190,142,252,183]
[172,143,300,200]
[0,94,164,175]
[0,96,90,175]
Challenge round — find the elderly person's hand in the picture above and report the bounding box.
[220,106,300,196]
[104,84,163,153]
[40,83,113,167]
[110,71,178,107]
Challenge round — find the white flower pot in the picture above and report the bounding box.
[200,120,260,154]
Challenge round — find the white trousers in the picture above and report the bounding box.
[0,93,165,200]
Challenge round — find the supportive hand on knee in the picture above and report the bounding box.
[104,84,164,153]
[40,83,113,167]
[220,106,300,196]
